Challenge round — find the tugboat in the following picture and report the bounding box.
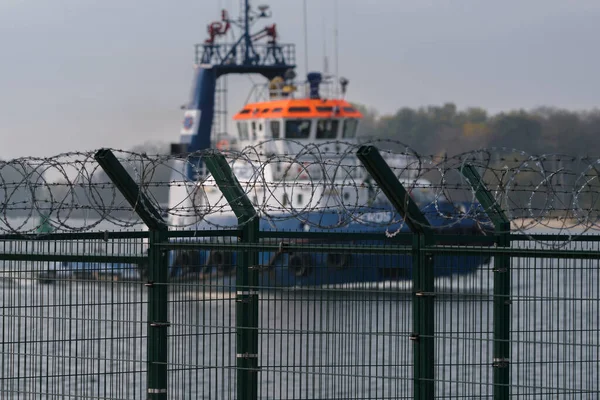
[162,1,492,286]
[40,1,492,285]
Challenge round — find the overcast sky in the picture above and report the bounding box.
[1,0,600,160]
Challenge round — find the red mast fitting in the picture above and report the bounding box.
[205,10,231,44]
[251,24,277,43]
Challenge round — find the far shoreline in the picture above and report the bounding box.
[510,217,599,232]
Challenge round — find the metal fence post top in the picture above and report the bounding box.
[356,145,433,235]
[459,164,510,230]
[94,148,168,231]
[357,144,376,155]
[202,150,257,222]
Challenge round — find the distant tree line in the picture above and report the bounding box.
[354,103,600,218]
[354,102,600,157]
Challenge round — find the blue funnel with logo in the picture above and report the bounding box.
[180,66,216,181]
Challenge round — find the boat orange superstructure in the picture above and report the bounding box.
[233,98,363,121]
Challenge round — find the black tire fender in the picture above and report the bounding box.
[326,252,351,269]
[288,253,312,277]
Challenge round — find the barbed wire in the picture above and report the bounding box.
[1,139,599,241]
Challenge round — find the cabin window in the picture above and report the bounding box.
[285,120,312,139]
[342,118,358,138]
[288,106,311,113]
[237,121,249,140]
[297,194,303,205]
[270,120,281,139]
[251,121,257,140]
[316,119,339,139]
[316,106,333,113]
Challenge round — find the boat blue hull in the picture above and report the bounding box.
[165,204,493,288]
[184,251,490,290]
[39,244,490,286]
[38,204,493,286]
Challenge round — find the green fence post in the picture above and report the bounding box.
[94,149,169,400]
[203,150,259,400]
[357,145,435,400]
[460,164,511,400]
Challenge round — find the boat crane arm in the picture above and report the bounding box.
[251,24,277,43]
[205,10,231,44]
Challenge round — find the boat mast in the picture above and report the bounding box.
[243,0,251,65]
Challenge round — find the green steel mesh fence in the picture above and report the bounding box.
[1,232,149,399]
[2,231,598,399]
[1,145,600,399]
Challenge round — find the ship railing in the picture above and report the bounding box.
[194,42,296,67]
[246,74,341,103]
[218,150,421,184]
[226,154,365,182]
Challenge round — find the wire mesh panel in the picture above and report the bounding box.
[510,234,600,398]
[255,238,414,400]
[167,233,239,400]
[433,245,495,398]
[0,233,148,399]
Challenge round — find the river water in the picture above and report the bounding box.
[1,223,598,399]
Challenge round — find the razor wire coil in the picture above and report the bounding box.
[1,139,598,244]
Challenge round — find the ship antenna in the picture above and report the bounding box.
[303,0,309,77]
[334,0,339,96]
[322,16,329,75]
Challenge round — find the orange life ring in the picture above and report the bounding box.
[216,139,229,150]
